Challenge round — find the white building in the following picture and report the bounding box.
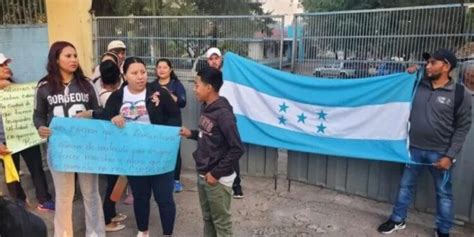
[256,0,304,25]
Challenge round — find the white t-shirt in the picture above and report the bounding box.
[199,172,236,187]
[120,86,150,124]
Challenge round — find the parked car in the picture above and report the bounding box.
[376,62,406,76]
[312,62,356,78]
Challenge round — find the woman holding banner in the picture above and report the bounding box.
[0,53,55,211]
[33,42,105,237]
[104,57,180,237]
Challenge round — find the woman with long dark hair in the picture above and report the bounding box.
[33,41,105,236]
[154,58,186,192]
[104,57,180,237]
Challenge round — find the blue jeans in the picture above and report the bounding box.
[391,147,453,234]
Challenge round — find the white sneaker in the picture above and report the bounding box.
[137,231,149,237]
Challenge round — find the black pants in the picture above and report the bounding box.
[1,145,52,204]
[232,159,241,188]
[128,171,175,235]
[103,174,118,225]
[174,148,181,181]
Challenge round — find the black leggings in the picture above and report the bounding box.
[1,145,52,204]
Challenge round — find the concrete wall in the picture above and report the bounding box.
[0,25,49,83]
[45,0,94,77]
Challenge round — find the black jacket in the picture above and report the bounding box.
[103,82,180,126]
[189,96,244,179]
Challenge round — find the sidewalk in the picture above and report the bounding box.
[2,167,473,237]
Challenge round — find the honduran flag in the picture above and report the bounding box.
[221,52,418,163]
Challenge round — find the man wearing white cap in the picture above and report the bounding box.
[91,40,127,81]
[206,47,223,70]
[206,47,245,199]
[107,40,127,66]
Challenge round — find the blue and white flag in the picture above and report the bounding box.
[221,52,417,163]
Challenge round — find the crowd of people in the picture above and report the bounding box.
[0,39,472,237]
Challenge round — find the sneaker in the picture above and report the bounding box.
[37,200,55,211]
[111,213,127,222]
[136,231,149,237]
[377,219,406,234]
[233,185,244,199]
[124,192,133,205]
[174,180,183,193]
[105,222,125,232]
[435,229,449,237]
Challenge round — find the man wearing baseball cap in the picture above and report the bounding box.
[378,49,472,237]
[107,40,127,66]
[92,40,127,87]
[205,47,245,199]
[206,47,222,70]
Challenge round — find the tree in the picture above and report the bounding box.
[90,0,274,71]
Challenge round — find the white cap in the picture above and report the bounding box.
[0,53,11,64]
[206,47,221,58]
[107,40,126,51]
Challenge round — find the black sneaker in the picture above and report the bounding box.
[377,219,406,234]
[232,185,244,199]
[435,229,449,237]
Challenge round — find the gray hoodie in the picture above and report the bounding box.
[409,77,472,159]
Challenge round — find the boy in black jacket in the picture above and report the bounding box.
[180,67,244,237]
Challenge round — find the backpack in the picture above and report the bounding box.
[453,83,464,124]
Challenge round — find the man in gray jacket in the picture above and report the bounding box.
[378,49,472,237]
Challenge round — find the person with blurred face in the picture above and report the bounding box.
[104,57,180,237]
[0,53,54,211]
[154,58,187,193]
[33,41,104,237]
[378,49,472,237]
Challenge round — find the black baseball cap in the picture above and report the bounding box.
[422,49,457,70]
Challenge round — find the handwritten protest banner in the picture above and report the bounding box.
[48,117,180,176]
[0,82,44,153]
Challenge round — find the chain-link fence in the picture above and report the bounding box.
[0,0,46,25]
[93,15,286,79]
[291,4,473,79]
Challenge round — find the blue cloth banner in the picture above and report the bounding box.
[48,117,180,175]
[221,52,417,163]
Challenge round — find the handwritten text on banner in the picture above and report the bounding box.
[48,118,180,176]
[0,82,44,153]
